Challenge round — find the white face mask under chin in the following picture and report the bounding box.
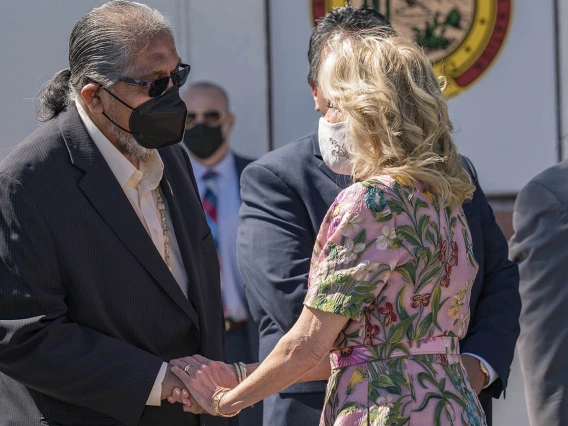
[318,117,352,176]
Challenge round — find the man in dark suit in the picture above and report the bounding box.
[181,81,262,426]
[237,5,521,426]
[0,2,229,425]
[510,162,568,426]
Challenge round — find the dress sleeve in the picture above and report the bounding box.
[304,182,400,322]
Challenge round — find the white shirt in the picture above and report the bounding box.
[76,100,183,406]
[191,151,248,322]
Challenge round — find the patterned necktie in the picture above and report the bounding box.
[202,170,219,253]
[202,170,227,313]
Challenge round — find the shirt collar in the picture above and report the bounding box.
[75,98,164,190]
[136,151,164,193]
[191,150,234,181]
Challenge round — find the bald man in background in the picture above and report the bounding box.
[180,82,262,426]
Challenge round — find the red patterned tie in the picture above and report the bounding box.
[202,170,226,313]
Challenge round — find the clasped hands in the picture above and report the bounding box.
[162,355,239,415]
[161,353,485,415]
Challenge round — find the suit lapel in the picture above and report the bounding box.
[234,154,252,181]
[234,153,253,202]
[60,106,200,326]
[159,161,206,332]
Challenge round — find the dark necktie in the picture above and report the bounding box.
[202,170,219,253]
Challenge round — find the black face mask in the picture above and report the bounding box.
[103,87,187,149]
[183,124,224,159]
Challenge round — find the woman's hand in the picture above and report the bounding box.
[170,307,346,415]
[170,355,239,415]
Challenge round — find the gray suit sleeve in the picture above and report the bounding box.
[0,174,163,426]
[510,181,568,426]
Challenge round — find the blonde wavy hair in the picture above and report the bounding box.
[318,28,475,210]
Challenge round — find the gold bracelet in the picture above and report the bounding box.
[213,390,241,418]
[233,363,242,384]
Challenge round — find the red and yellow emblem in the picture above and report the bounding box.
[312,0,512,97]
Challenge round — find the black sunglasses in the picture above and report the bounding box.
[118,63,191,98]
[186,110,224,128]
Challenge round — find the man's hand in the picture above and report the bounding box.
[169,355,241,415]
[461,354,485,394]
[170,355,240,391]
[161,364,185,400]
[163,364,207,414]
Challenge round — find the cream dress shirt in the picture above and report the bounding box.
[76,100,186,406]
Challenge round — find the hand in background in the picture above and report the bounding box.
[170,355,239,415]
[461,354,485,394]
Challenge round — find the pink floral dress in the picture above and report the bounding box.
[304,177,486,426]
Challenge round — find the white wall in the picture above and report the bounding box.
[448,0,558,194]
[3,1,553,191]
[269,0,321,149]
[269,0,558,195]
[0,1,94,158]
[0,0,268,161]
[183,0,269,159]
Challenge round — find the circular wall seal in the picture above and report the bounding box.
[312,0,512,97]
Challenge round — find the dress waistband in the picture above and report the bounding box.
[330,337,460,369]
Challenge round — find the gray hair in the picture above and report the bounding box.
[38,0,173,121]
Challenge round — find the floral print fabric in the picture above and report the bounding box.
[304,177,485,426]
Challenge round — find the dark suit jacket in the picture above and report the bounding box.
[235,154,253,183]
[510,161,568,426]
[0,106,229,426]
[234,153,261,358]
[237,130,520,426]
[233,153,263,426]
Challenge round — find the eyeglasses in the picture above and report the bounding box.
[118,63,191,98]
[186,110,224,128]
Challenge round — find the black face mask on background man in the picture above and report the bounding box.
[182,124,224,159]
[103,86,188,150]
